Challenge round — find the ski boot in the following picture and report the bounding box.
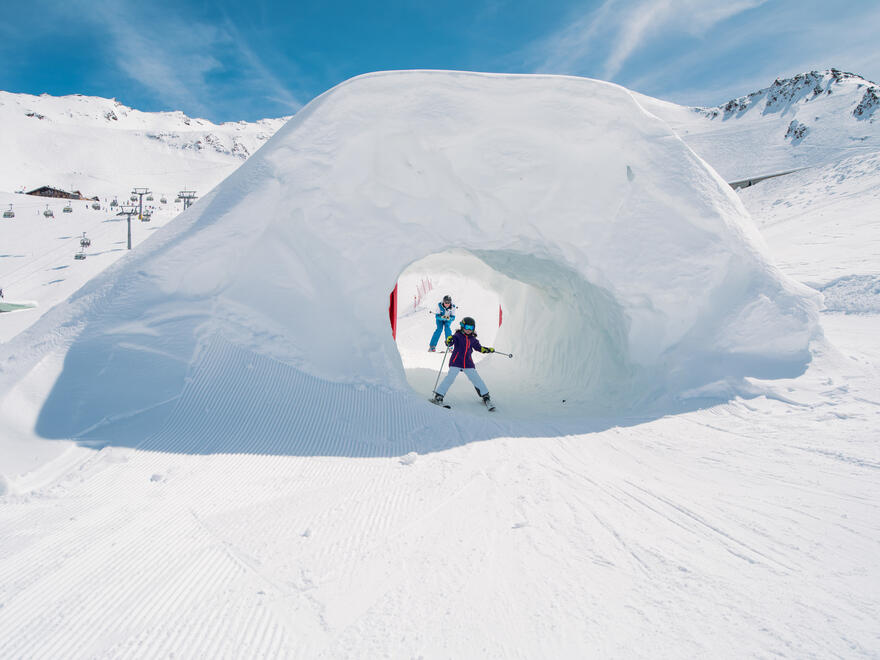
[430,392,450,408]
[481,392,496,412]
[428,346,436,352]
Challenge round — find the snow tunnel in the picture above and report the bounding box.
[14,70,820,449]
[396,250,632,415]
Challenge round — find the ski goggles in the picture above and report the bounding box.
[462,324,474,330]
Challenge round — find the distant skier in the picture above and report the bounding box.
[432,316,495,409]
[428,295,457,352]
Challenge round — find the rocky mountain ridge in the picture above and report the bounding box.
[2,91,288,161]
[696,69,879,124]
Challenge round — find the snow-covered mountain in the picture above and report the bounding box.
[636,69,880,181]
[0,91,288,198]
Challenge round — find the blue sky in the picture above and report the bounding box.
[2,0,879,123]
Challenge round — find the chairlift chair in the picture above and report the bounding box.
[91,202,101,210]
[130,195,138,202]
[80,232,91,248]
[146,195,153,201]
[63,204,73,213]
[2,205,13,219]
[110,198,118,207]
[75,249,86,260]
[43,205,54,218]
[141,212,152,222]
[160,197,167,204]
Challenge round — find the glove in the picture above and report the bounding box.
[445,336,454,346]
[480,347,494,353]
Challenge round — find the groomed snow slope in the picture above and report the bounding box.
[0,71,821,447]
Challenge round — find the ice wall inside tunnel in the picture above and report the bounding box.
[0,70,822,447]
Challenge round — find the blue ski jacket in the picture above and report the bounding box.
[445,329,493,369]
[435,301,456,322]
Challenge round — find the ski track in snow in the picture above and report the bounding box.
[0,334,878,657]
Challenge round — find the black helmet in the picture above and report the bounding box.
[443,295,452,304]
[460,316,475,330]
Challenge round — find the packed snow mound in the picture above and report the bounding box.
[2,71,820,447]
[635,70,880,181]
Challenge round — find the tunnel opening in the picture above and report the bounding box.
[394,249,638,418]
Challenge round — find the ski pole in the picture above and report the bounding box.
[492,350,513,358]
[433,343,451,393]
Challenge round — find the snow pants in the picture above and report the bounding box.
[436,367,488,397]
[430,318,452,348]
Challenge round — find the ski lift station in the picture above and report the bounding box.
[30,71,819,446]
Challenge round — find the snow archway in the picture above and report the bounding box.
[3,70,819,449]
[396,250,632,415]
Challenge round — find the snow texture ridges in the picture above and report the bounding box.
[819,275,880,314]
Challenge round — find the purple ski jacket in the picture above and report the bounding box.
[446,330,489,369]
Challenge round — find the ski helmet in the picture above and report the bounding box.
[443,295,452,304]
[460,316,475,330]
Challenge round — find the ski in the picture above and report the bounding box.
[429,398,451,409]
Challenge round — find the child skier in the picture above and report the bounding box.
[428,295,457,352]
[432,316,496,409]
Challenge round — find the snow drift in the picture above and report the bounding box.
[1,71,820,448]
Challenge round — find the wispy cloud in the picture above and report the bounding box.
[217,16,302,118]
[47,0,303,121]
[619,0,880,106]
[530,0,768,80]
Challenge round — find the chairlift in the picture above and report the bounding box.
[130,195,138,202]
[141,211,152,222]
[43,205,54,218]
[2,204,13,219]
[74,248,86,260]
[80,232,91,248]
[91,202,101,210]
[110,198,118,207]
[160,197,167,204]
[63,203,73,213]
[146,195,153,201]
[175,196,182,203]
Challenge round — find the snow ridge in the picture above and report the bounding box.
[0,90,288,196]
[3,91,287,160]
[696,69,879,122]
